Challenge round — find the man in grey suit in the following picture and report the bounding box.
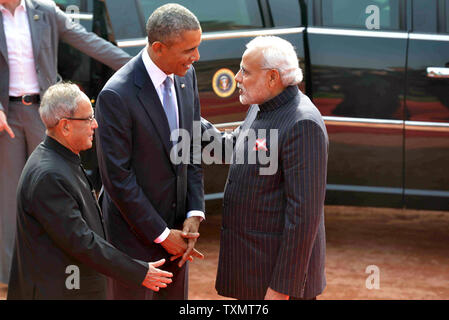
[202,36,328,300]
[0,0,131,285]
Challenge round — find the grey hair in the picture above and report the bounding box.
[245,36,303,86]
[146,3,200,45]
[39,83,86,128]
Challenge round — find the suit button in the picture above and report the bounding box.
[172,203,176,208]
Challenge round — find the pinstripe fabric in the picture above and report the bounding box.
[215,86,328,299]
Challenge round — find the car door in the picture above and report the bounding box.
[54,0,95,95]
[308,0,408,207]
[404,0,449,210]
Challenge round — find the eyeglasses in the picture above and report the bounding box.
[238,66,278,77]
[63,115,95,124]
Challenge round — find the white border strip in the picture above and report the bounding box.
[117,27,305,48]
[205,185,449,200]
[405,120,449,128]
[410,33,449,42]
[66,13,93,21]
[202,27,305,41]
[117,38,147,48]
[116,27,449,48]
[214,117,449,129]
[307,27,407,39]
[327,184,449,197]
[324,116,403,125]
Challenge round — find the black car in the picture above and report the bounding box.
[55,0,449,211]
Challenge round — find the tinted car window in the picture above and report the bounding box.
[322,0,400,30]
[446,0,449,33]
[268,0,301,27]
[139,0,263,32]
[412,0,437,33]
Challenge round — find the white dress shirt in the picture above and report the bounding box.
[0,0,40,96]
[141,48,205,243]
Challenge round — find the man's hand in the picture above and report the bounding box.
[264,287,289,300]
[0,110,14,138]
[179,216,203,267]
[142,259,173,292]
[160,229,204,267]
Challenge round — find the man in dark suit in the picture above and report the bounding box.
[0,0,131,285]
[202,36,328,300]
[7,83,173,299]
[95,4,205,300]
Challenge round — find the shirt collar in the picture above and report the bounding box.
[141,47,174,88]
[258,85,300,112]
[0,0,26,13]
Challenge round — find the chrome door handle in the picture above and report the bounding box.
[426,67,449,78]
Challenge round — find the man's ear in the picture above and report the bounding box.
[268,69,281,88]
[58,119,70,137]
[151,41,165,56]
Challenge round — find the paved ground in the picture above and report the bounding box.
[2,205,449,300]
[188,205,449,300]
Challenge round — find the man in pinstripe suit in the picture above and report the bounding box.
[202,36,328,300]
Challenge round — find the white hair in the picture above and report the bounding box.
[245,36,303,86]
[39,83,87,128]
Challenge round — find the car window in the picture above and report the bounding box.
[268,0,301,27]
[446,0,449,33]
[54,0,92,29]
[54,0,82,8]
[412,0,437,33]
[321,0,401,30]
[138,0,263,32]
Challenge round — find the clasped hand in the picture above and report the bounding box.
[160,217,204,267]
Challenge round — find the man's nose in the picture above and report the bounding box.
[192,48,200,62]
[92,118,98,129]
[235,69,242,83]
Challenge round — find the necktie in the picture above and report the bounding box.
[162,77,178,138]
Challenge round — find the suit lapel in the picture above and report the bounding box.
[0,13,7,63]
[174,76,192,132]
[25,0,45,61]
[135,55,174,168]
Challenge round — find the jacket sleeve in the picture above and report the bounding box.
[186,69,205,213]
[200,116,239,164]
[95,88,168,243]
[30,171,148,288]
[269,119,328,297]
[52,2,131,70]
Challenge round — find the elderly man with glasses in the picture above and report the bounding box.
[202,36,328,300]
[7,83,173,300]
